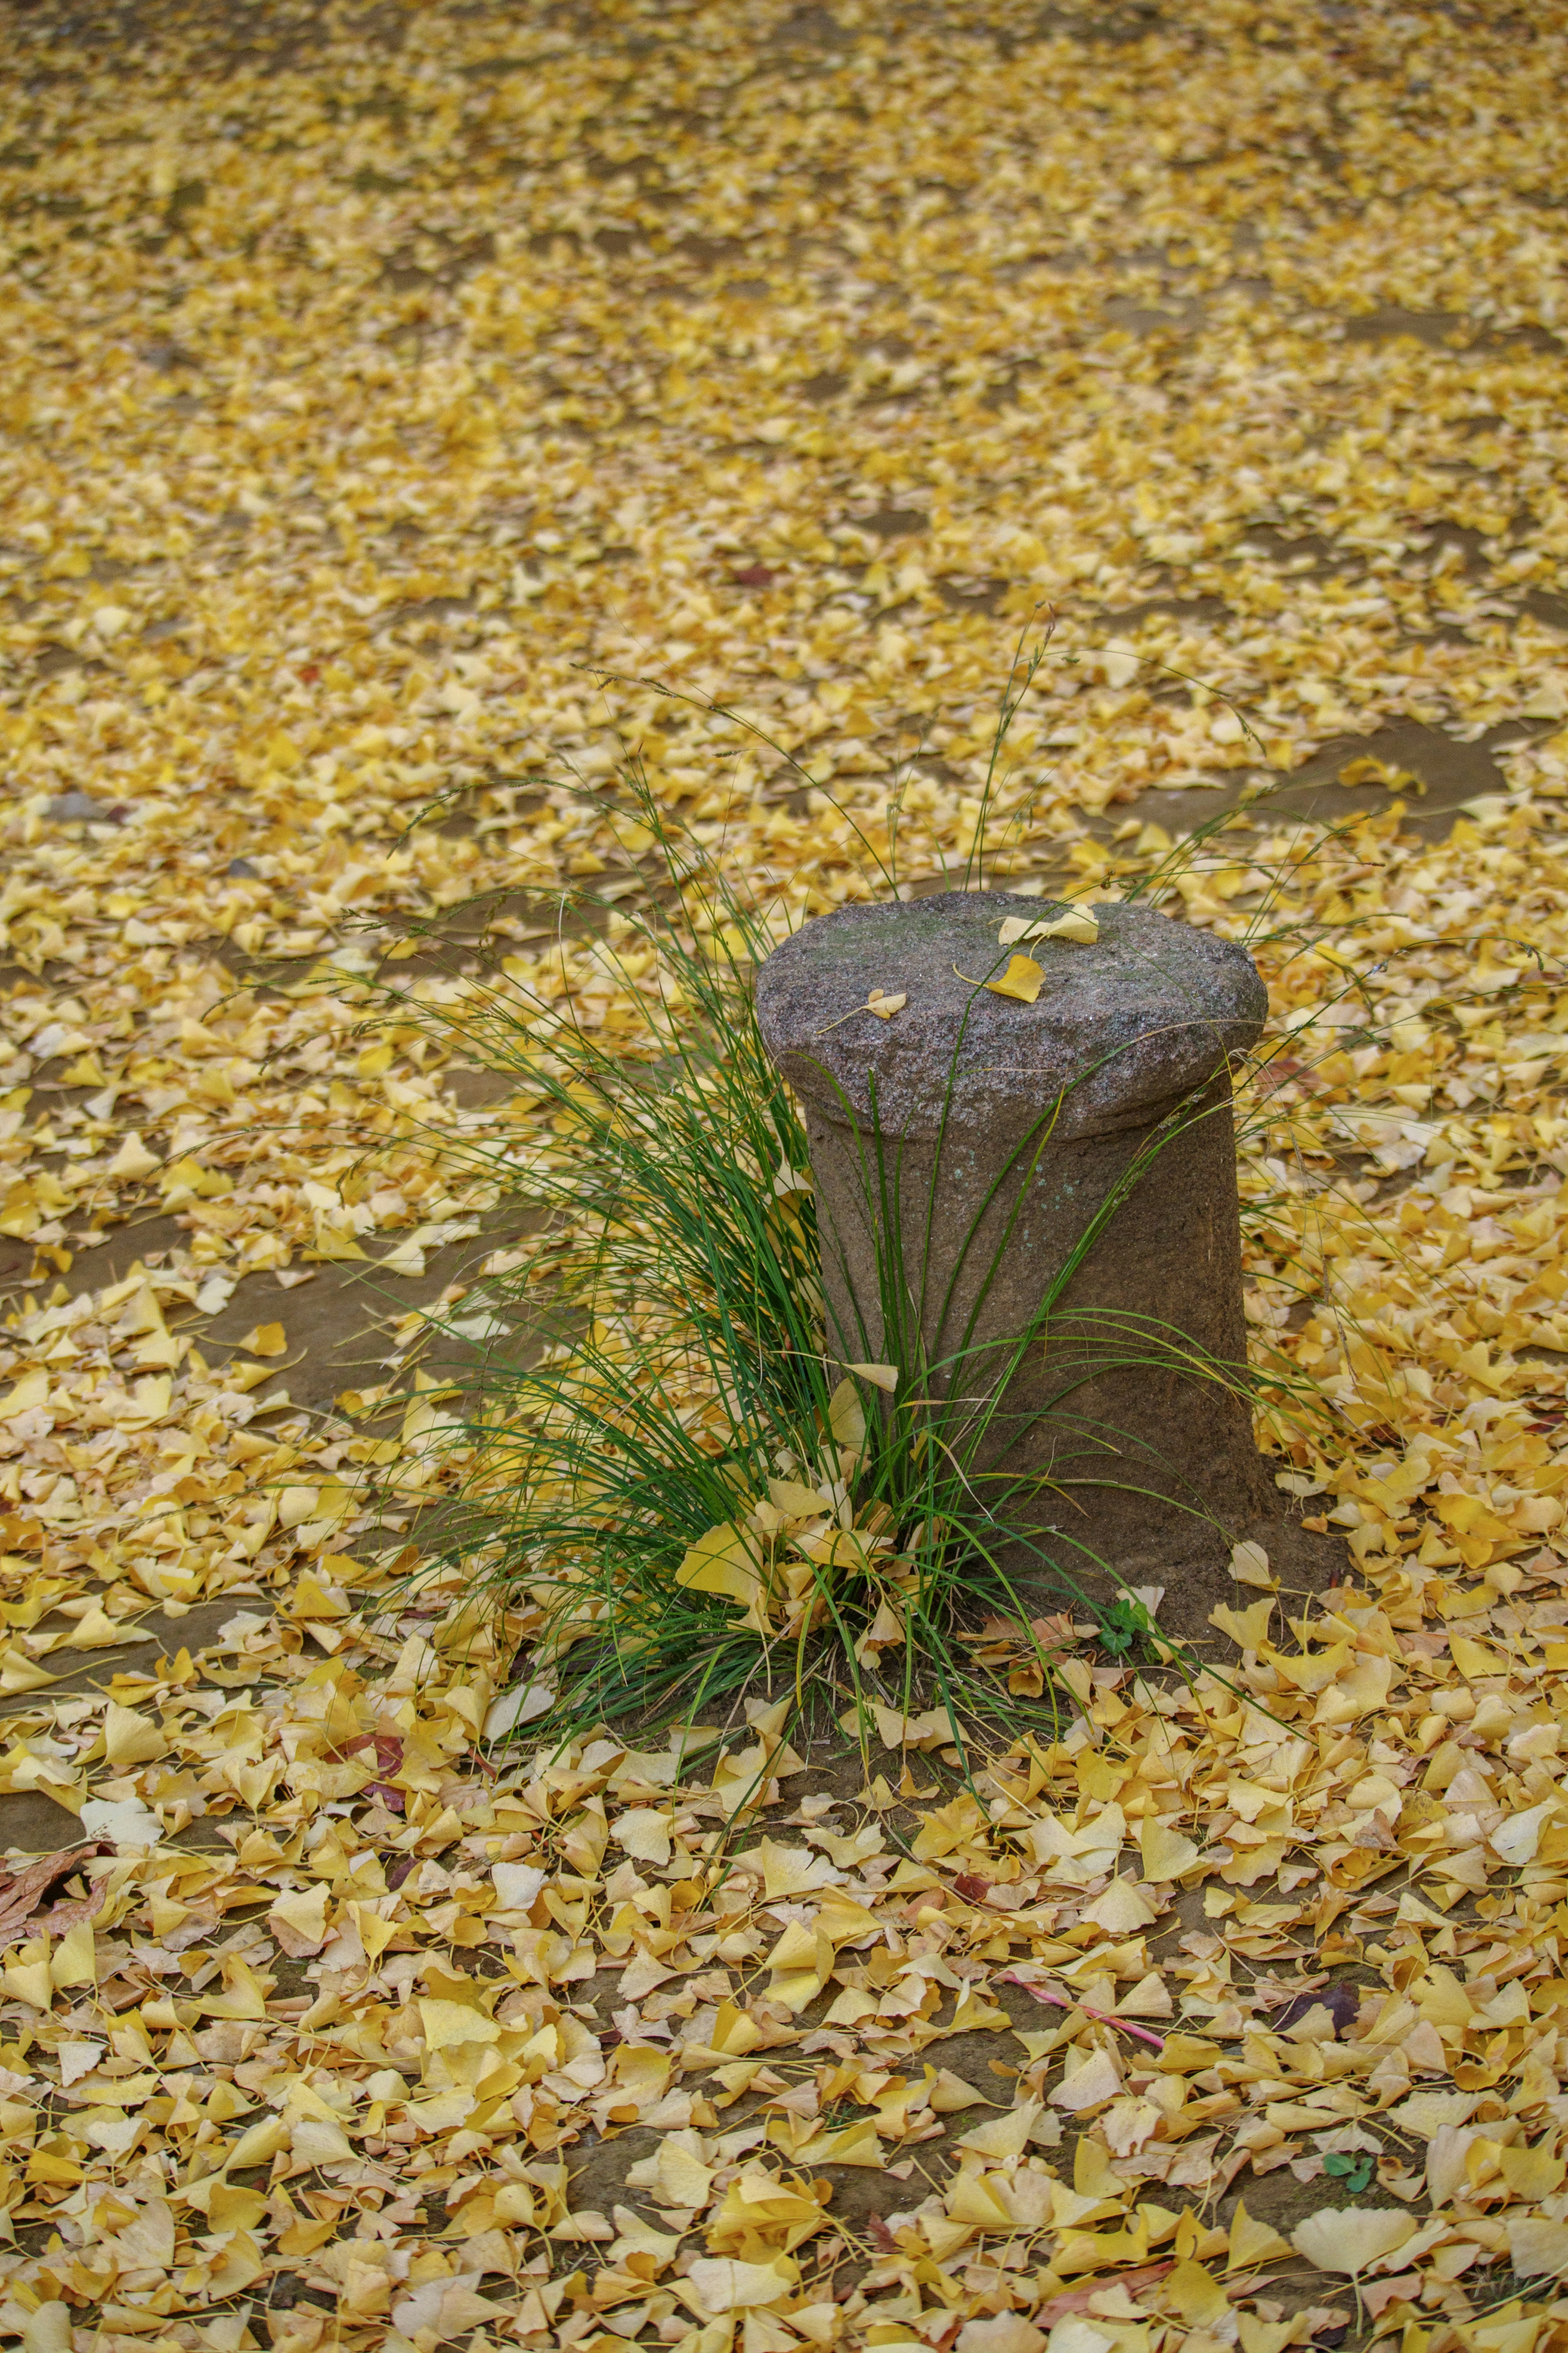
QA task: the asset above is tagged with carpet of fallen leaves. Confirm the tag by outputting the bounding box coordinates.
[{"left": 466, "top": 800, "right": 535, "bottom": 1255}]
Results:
[{"left": 7, "top": 3, "right": 1568, "bottom": 2351}]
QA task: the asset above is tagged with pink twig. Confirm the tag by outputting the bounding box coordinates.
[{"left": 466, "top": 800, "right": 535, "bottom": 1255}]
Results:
[{"left": 1000, "top": 1972, "right": 1167, "bottom": 2052}]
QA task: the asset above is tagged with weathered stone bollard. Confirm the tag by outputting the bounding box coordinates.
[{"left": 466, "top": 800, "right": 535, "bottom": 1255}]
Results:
[{"left": 755, "top": 890, "right": 1332, "bottom": 1638}]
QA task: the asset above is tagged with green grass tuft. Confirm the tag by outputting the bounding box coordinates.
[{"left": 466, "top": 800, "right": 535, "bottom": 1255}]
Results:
[{"left": 386, "top": 743, "right": 1312, "bottom": 1763}]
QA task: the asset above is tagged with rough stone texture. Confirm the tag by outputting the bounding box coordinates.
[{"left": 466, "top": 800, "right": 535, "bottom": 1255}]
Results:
[
  {"left": 755, "top": 891, "right": 1269, "bottom": 1145},
  {"left": 756, "top": 891, "right": 1337, "bottom": 1638}
]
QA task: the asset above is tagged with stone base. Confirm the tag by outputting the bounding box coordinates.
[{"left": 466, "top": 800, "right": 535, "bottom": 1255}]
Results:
[
  {"left": 999, "top": 1497, "right": 1344, "bottom": 1649},
  {"left": 755, "top": 889, "right": 1331, "bottom": 1658}
]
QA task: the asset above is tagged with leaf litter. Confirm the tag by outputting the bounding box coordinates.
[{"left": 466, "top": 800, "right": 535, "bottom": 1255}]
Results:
[{"left": 3, "top": 3, "right": 1568, "bottom": 2351}]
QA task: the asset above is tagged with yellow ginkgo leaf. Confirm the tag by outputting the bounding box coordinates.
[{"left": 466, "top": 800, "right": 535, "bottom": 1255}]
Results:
[
  {"left": 1163, "top": 2259, "right": 1231, "bottom": 2328},
  {"left": 675, "top": 1523, "right": 765, "bottom": 1607},
  {"left": 1141, "top": 1815, "right": 1200, "bottom": 1878},
  {"left": 1032, "top": 906, "right": 1099, "bottom": 944},
  {"left": 827, "top": 1377, "right": 866, "bottom": 1450},
  {"left": 103, "top": 1704, "right": 169, "bottom": 1768},
  {"left": 1227, "top": 2199, "right": 1293, "bottom": 2272},
  {"left": 1209, "top": 1596, "right": 1273, "bottom": 1648},
  {"left": 1509, "top": 2218, "right": 1568, "bottom": 2280},
  {"left": 612, "top": 1808, "right": 673, "bottom": 1867},
  {"left": 845, "top": 1361, "right": 898, "bottom": 1391},
  {"left": 1292, "top": 2206, "right": 1414, "bottom": 2276},
  {"left": 998, "top": 909, "right": 1099, "bottom": 947},
  {"left": 1230, "top": 1538, "right": 1275, "bottom": 1587},
  {"left": 818, "top": 988, "right": 908, "bottom": 1032},
  {"left": 984, "top": 954, "right": 1044, "bottom": 1004},
  {"left": 768, "top": 1475, "right": 833, "bottom": 1519}
]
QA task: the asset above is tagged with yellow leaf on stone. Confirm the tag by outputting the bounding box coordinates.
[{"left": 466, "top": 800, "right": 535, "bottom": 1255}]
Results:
[
  {"left": 758, "top": 1839, "right": 831, "bottom": 1899},
  {"left": 999, "top": 908, "right": 1099, "bottom": 946},
  {"left": 1119, "top": 1972, "right": 1174, "bottom": 2019},
  {"left": 203, "top": 1954, "right": 271, "bottom": 2019},
  {"left": 19, "top": 2306, "right": 71, "bottom": 2353},
  {"left": 949, "top": 1987, "right": 1012, "bottom": 2033},
  {"left": 823, "top": 1985, "right": 878, "bottom": 2027},
  {"left": 111, "top": 1283, "right": 165, "bottom": 1338},
  {"left": 285, "top": 2076, "right": 359, "bottom": 2128},
  {"left": 613, "top": 2046, "right": 672, "bottom": 2102},
  {"left": 1227, "top": 1777, "right": 1281, "bottom": 1823},
  {"left": 765, "top": 1919, "right": 822, "bottom": 1974},
  {"left": 241, "top": 1323, "right": 287, "bottom": 1357},
  {"left": 276, "top": 2218, "right": 339, "bottom": 2260},
  {"left": 984, "top": 953, "right": 1045, "bottom": 1004},
  {"left": 1056, "top": 2220, "right": 1152, "bottom": 2275},
  {"left": 1074, "top": 2139, "right": 1123, "bottom": 2202},
  {"left": 1032, "top": 907, "right": 1100, "bottom": 944},
  {"left": 289, "top": 2114, "right": 355, "bottom": 2167},
  {"left": 309, "top": 1218, "right": 368, "bottom": 1262}
]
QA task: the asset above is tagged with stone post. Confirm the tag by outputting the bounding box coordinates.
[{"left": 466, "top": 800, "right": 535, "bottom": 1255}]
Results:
[{"left": 755, "top": 890, "right": 1332, "bottom": 1639}]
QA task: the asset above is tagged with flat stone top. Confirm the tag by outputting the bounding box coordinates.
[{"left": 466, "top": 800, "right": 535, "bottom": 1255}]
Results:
[{"left": 755, "top": 890, "right": 1267, "bottom": 1142}]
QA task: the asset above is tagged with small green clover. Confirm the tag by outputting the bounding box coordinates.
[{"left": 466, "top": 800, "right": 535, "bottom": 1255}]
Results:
[
  {"left": 1323, "top": 2151, "right": 1376, "bottom": 2195},
  {"left": 1097, "top": 1597, "right": 1154, "bottom": 1658}
]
